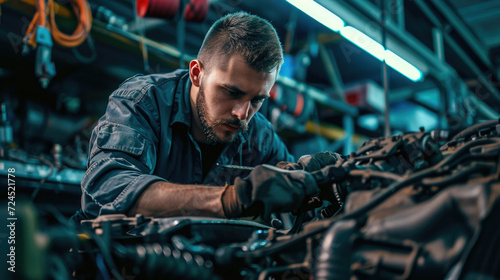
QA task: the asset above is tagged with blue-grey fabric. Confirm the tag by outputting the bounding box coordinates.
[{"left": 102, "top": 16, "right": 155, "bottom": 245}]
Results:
[{"left": 80, "top": 70, "right": 294, "bottom": 218}]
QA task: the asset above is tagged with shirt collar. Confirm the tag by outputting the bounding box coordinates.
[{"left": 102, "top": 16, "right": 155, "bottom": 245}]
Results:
[{"left": 169, "top": 71, "right": 193, "bottom": 127}]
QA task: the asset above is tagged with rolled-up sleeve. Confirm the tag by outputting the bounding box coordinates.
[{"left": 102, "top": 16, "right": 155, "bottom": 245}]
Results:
[{"left": 81, "top": 82, "right": 166, "bottom": 218}]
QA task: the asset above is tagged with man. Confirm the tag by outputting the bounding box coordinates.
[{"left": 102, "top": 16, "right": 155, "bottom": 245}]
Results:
[{"left": 76, "top": 12, "right": 328, "bottom": 223}]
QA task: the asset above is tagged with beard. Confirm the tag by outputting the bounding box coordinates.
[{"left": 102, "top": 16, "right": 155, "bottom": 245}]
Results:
[{"left": 196, "top": 83, "right": 248, "bottom": 145}]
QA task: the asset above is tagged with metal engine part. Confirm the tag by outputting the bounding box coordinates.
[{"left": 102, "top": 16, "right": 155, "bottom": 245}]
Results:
[{"left": 14, "top": 119, "right": 500, "bottom": 280}]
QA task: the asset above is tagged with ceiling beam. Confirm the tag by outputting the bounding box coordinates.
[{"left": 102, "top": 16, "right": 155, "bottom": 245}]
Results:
[{"left": 431, "top": 0, "right": 492, "bottom": 69}]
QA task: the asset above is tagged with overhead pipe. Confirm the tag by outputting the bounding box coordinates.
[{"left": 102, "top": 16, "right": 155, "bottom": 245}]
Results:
[{"left": 380, "top": 0, "right": 390, "bottom": 137}]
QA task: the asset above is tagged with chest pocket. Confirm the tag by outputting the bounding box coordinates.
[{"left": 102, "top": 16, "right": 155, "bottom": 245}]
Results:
[{"left": 96, "top": 122, "right": 156, "bottom": 172}]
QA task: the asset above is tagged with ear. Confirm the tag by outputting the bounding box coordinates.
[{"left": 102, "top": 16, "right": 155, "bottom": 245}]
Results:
[{"left": 189, "top": 59, "right": 203, "bottom": 87}]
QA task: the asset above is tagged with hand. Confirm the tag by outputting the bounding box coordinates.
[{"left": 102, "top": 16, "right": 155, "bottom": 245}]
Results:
[
  {"left": 276, "top": 151, "right": 342, "bottom": 172},
  {"left": 220, "top": 164, "right": 319, "bottom": 222}
]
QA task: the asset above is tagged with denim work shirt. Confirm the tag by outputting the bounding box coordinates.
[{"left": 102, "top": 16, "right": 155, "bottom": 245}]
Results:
[{"left": 81, "top": 70, "right": 294, "bottom": 218}]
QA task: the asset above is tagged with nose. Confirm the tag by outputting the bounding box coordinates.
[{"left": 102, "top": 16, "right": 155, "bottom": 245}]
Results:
[{"left": 232, "top": 100, "right": 251, "bottom": 120}]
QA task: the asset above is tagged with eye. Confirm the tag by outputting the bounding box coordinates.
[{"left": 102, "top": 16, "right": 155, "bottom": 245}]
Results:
[
  {"left": 224, "top": 89, "right": 240, "bottom": 98},
  {"left": 251, "top": 98, "right": 265, "bottom": 105}
]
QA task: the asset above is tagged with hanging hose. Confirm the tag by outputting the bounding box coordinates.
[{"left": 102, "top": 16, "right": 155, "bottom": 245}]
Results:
[
  {"left": 48, "top": 0, "right": 92, "bottom": 47},
  {"left": 23, "top": 0, "right": 93, "bottom": 48},
  {"left": 23, "top": 0, "right": 46, "bottom": 48}
]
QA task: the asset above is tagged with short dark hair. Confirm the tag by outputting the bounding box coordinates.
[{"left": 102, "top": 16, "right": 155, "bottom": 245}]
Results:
[{"left": 198, "top": 12, "right": 283, "bottom": 73}]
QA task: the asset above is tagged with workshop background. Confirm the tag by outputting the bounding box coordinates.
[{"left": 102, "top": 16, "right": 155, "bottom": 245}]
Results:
[{"left": 0, "top": 0, "right": 499, "bottom": 217}]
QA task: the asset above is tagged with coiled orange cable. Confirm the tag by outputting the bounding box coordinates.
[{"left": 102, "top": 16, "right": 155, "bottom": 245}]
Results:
[{"left": 24, "top": 0, "right": 92, "bottom": 48}]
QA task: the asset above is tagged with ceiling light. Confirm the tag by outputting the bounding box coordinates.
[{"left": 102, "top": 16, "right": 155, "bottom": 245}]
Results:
[
  {"left": 285, "top": 0, "right": 344, "bottom": 32},
  {"left": 384, "top": 50, "right": 422, "bottom": 81},
  {"left": 286, "top": 0, "right": 423, "bottom": 82},
  {"left": 340, "top": 26, "right": 385, "bottom": 61}
]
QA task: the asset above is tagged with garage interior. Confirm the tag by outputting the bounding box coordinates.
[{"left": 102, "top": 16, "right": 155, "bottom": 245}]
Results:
[{"left": 1, "top": 0, "right": 500, "bottom": 279}]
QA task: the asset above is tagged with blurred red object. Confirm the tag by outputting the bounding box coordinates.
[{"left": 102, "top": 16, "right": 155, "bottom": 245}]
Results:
[
  {"left": 184, "top": 0, "right": 209, "bottom": 22},
  {"left": 136, "top": 0, "right": 180, "bottom": 19}
]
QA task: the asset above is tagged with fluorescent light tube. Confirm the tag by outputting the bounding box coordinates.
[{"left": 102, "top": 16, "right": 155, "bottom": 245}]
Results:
[
  {"left": 384, "top": 50, "right": 423, "bottom": 81},
  {"left": 286, "top": 0, "right": 344, "bottom": 32},
  {"left": 340, "top": 26, "right": 385, "bottom": 61},
  {"left": 286, "top": 0, "right": 423, "bottom": 82}
]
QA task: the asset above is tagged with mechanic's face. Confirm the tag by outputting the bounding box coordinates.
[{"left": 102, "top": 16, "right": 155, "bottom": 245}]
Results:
[{"left": 190, "top": 54, "right": 277, "bottom": 144}]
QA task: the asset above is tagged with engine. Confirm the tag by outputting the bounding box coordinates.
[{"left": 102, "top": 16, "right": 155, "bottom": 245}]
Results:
[{"left": 7, "top": 119, "right": 500, "bottom": 280}]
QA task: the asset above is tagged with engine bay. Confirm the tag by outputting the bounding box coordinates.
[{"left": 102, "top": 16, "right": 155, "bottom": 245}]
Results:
[{"left": 5, "top": 119, "right": 500, "bottom": 280}]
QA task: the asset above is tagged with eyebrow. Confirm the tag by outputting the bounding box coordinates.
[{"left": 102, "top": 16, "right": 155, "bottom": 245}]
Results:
[{"left": 221, "top": 84, "right": 270, "bottom": 99}]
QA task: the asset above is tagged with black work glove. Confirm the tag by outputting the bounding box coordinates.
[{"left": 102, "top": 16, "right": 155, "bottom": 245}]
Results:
[
  {"left": 276, "top": 151, "right": 342, "bottom": 172},
  {"left": 220, "top": 164, "right": 319, "bottom": 222}
]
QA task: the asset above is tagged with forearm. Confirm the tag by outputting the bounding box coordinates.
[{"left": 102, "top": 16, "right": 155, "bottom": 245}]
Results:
[{"left": 128, "top": 181, "right": 226, "bottom": 218}]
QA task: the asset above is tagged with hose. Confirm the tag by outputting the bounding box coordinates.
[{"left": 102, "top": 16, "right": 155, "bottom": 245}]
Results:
[
  {"left": 313, "top": 140, "right": 500, "bottom": 279},
  {"left": 24, "top": 0, "right": 93, "bottom": 48},
  {"left": 451, "top": 118, "right": 500, "bottom": 141},
  {"left": 313, "top": 220, "right": 357, "bottom": 280},
  {"left": 48, "top": 0, "right": 92, "bottom": 47}
]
